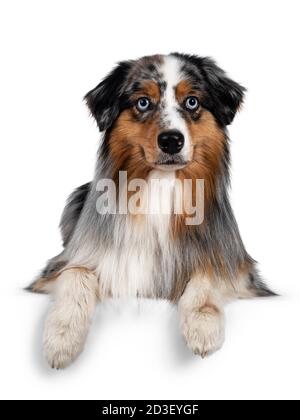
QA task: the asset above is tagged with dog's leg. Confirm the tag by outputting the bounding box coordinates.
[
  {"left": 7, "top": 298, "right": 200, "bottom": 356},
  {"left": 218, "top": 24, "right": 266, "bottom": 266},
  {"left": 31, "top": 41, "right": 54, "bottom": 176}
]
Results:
[
  {"left": 178, "top": 276, "right": 225, "bottom": 358},
  {"left": 43, "top": 268, "right": 98, "bottom": 369}
]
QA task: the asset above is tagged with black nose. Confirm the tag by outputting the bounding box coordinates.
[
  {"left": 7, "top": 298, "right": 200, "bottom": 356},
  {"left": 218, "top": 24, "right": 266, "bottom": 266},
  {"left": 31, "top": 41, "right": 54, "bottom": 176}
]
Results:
[{"left": 157, "top": 130, "right": 185, "bottom": 155}]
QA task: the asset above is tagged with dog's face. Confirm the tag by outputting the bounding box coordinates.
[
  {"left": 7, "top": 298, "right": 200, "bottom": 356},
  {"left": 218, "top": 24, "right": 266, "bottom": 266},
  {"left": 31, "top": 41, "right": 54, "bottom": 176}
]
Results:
[{"left": 85, "top": 53, "right": 245, "bottom": 173}]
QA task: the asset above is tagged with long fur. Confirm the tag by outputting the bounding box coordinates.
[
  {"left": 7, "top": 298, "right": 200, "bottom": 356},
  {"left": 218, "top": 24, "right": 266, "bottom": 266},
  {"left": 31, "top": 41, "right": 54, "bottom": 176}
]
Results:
[{"left": 28, "top": 53, "right": 275, "bottom": 368}]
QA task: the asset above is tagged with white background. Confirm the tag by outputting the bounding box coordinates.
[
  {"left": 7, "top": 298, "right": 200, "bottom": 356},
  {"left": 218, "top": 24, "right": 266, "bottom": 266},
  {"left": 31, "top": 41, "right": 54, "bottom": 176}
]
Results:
[{"left": 0, "top": 0, "right": 299, "bottom": 400}]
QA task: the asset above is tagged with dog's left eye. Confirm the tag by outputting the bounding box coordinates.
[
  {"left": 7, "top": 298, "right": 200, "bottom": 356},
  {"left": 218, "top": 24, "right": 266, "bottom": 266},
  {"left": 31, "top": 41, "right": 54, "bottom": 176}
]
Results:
[
  {"left": 185, "top": 96, "right": 199, "bottom": 111},
  {"left": 136, "top": 97, "right": 151, "bottom": 112}
]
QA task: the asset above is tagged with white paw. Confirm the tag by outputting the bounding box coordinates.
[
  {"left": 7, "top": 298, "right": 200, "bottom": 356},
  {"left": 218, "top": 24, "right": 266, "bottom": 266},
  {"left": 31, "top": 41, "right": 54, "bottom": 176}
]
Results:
[
  {"left": 43, "top": 311, "right": 87, "bottom": 369},
  {"left": 180, "top": 310, "right": 225, "bottom": 358}
]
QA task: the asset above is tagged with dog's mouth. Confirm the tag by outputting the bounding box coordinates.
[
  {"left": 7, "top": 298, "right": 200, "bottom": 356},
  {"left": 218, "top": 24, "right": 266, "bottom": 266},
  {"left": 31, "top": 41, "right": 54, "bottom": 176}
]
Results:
[
  {"left": 140, "top": 148, "right": 190, "bottom": 171},
  {"left": 155, "top": 162, "right": 188, "bottom": 171},
  {"left": 152, "top": 153, "right": 189, "bottom": 171}
]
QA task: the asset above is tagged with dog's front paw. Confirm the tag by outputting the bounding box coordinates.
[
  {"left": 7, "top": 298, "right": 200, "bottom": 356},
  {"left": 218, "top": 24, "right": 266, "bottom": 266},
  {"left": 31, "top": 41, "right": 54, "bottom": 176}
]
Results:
[
  {"left": 180, "top": 309, "right": 225, "bottom": 358},
  {"left": 43, "top": 311, "right": 87, "bottom": 369}
]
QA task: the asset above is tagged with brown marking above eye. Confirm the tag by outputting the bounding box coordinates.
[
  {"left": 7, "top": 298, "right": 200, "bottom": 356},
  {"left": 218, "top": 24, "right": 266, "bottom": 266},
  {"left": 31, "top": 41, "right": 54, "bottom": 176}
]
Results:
[
  {"left": 108, "top": 109, "right": 159, "bottom": 182},
  {"left": 131, "top": 80, "right": 161, "bottom": 104},
  {"left": 175, "top": 80, "right": 202, "bottom": 105}
]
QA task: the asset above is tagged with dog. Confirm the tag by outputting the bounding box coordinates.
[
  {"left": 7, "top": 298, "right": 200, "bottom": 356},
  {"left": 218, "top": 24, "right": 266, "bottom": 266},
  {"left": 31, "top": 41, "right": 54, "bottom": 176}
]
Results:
[{"left": 28, "top": 53, "right": 275, "bottom": 369}]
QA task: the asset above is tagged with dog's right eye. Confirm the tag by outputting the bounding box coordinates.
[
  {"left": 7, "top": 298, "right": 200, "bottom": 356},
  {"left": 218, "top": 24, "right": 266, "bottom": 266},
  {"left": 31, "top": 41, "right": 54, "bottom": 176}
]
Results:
[{"left": 136, "top": 97, "right": 151, "bottom": 112}]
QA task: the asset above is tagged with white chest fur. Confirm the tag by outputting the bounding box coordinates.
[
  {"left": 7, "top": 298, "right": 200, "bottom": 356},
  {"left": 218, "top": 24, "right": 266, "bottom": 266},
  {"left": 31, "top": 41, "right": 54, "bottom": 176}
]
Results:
[{"left": 96, "top": 170, "right": 176, "bottom": 298}]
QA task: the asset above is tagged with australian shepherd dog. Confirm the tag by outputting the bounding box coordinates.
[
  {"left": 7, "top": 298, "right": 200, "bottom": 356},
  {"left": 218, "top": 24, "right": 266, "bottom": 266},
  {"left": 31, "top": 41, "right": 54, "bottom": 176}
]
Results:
[{"left": 28, "top": 53, "right": 275, "bottom": 369}]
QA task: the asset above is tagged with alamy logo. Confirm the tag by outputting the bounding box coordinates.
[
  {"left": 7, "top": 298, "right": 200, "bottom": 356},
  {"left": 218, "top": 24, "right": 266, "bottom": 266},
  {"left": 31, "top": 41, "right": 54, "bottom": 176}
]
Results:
[{"left": 96, "top": 171, "right": 204, "bottom": 226}]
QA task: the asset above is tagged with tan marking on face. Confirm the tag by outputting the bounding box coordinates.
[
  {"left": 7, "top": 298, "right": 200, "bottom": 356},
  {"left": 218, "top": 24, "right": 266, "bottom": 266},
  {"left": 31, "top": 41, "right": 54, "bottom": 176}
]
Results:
[
  {"left": 130, "top": 80, "right": 161, "bottom": 105},
  {"left": 174, "top": 80, "right": 203, "bottom": 160},
  {"left": 141, "top": 80, "right": 160, "bottom": 101},
  {"left": 112, "top": 80, "right": 162, "bottom": 170},
  {"left": 108, "top": 109, "right": 158, "bottom": 181},
  {"left": 173, "top": 110, "right": 226, "bottom": 235},
  {"left": 175, "top": 80, "right": 201, "bottom": 103}
]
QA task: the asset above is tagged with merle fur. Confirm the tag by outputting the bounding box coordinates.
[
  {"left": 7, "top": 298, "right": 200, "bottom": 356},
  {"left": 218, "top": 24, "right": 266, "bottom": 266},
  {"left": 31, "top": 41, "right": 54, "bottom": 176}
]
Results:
[{"left": 28, "top": 53, "right": 274, "bottom": 298}]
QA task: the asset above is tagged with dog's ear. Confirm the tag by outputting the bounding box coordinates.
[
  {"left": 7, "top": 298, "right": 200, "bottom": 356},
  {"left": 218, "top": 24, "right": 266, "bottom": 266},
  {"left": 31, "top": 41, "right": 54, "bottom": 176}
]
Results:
[
  {"left": 174, "top": 54, "right": 246, "bottom": 126},
  {"left": 200, "top": 57, "right": 246, "bottom": 126},
  {"left": 84, "top": 61, "right": 131, "bottom": 131}
]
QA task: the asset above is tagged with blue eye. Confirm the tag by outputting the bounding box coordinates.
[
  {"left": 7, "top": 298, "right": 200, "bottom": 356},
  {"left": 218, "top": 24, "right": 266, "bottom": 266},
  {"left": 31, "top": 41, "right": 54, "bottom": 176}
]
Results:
[
  {"left": 137, "top": 97, "right": 151, "bottom": 112},
  {"left": 185, "top": 96, "right": 199, "bottom": 111}
]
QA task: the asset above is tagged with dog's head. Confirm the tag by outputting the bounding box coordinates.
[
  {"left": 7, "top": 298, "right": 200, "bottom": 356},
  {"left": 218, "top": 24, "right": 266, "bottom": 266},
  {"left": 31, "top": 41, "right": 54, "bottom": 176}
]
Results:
[{"left": 85, "top": 53, "right": 245, "bottom": 173}]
